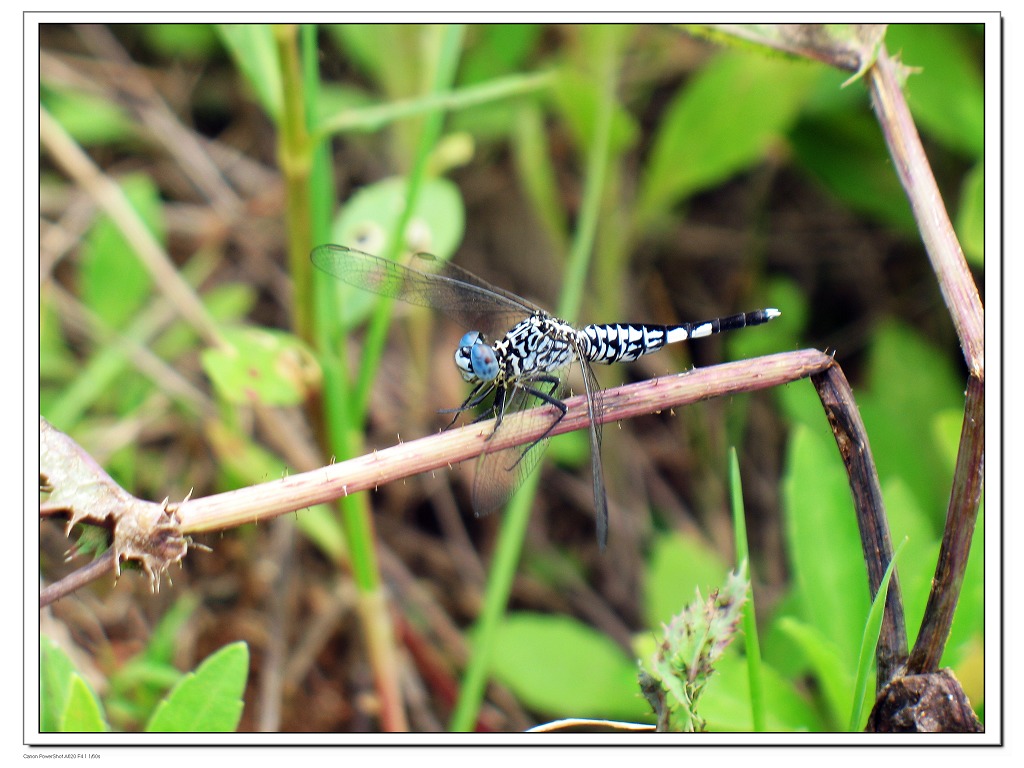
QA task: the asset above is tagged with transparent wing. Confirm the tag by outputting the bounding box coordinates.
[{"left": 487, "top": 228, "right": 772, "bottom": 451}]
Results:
[
  {"left": 311, "top": 244, "right": 540, "bottom": 334},
  {"left": 575, "top": 351, "right": 607, "bottom": 550},
  {"left": 469, "top": 375, "right": 568, "bottom": 517},
  {"left": 471, "top": 355, "right": 607, "bottom": 550}
]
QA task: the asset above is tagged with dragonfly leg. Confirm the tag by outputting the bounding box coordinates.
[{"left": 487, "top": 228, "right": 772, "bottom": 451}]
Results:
[
  {"left": 439, "top": 381, "right": 494, "bottom": 430},
  {"left": 508, "top": 374, "right": 566, "bottom": 470}
]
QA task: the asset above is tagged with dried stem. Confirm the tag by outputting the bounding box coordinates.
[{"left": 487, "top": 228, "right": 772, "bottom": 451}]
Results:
[
  {"left": 177, "top": 350, "right": 827, "bottom": 535},
  {"left": 868, "top": 44, "right": 984, "bottom": 374},
  {"left": 907, "top": 374, "right": 985, "bottom": 673},
  {"left": 812, "top": 365, "right": 907, "bottom": 689},
  {"left": 42, "top": 350, "right": 831, "bottom": 601},
  {"left": 868, "top": 43, "right": 986, "bottom": 678}
]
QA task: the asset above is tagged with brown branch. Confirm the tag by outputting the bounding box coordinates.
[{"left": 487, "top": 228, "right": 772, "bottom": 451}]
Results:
[
  {"left": 865, "top": 42, "right": 985, "bottom": 707},
  {"left": 907, "top": 374, "right": 985, "bottom": 673},
  {"left": 40, "top": 350, "right": 832, "bottom": 603},
  {"left": 177, "top": 350, "right": 829, "bottom": 535},
  {"left": 868, "top": 44, "right": 984, "bottom": 375},
  {"left": 811, "top": 364, "right": 908, "bottom": 690}
]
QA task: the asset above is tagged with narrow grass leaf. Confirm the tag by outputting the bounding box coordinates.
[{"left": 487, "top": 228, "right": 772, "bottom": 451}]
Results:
[
  {"left": 849, "top": 538, "right": 905, "bottom": 731},
  {"left": 729, "top": 449, "right": 765, "bottom": 732},
  {"left": 215, "top": 24, "right": 282, "bottom": 121}
]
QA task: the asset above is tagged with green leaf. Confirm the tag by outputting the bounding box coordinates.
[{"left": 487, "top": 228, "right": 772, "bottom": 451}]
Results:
[
  {"left": 549, "top": 64, "right": 638, "bottom": 159},
  {"left": 42, "top": 87, "right": 135, "bottom": 146},
  {"left": 638, "top": 49, "right": 821, "bottom": 225},
  {"left": 59, "top": 675, "right": 108, "bottom": 733},
  {"left": 142, "top": 23, "right": 221, "bottom": 59},
  {"left": 216, "top": 24, "right": 282, "bottom": 121},
  {"left": 644, "top": 531, "right": 730, "bottom": 629},
  {"left": 79, "top": 174, "right": 164, "bottom": 329},
  {"left": 790, "top": 110, "right": 916, "bottom": 233},
  {"left": 201, "top": 326, "right": 321, "bottom": 406},
  {"left": 782, "top": 424, "right": 869, "bottom": 666},
  {"left": 487, "top": 613, "right": 647, "bottom": 721},
  {"left": 330, "top": 25, "right": 427, "bottom": 99},
  {"left": 145, "top": 596, "right": 201, "bottom": 667},
  {"left": 777, "top": 616, "right": 855, "bottom": 729},
  {"left": 145, "top": 642, "right": 249, "bottom": 732},
  {"left": 450, "top": 24, "right": 544, "bottom": 141},
  {"left": 849, "top": 538, "right": 904, "bottom": 731},
  {"left": 326, "top": 176, "right": 466, "bottom": 328},
  {"left": 877, "top": 478, "right": 939, "bottom": 649},
  {"left": 860, "top": 322, "right": 965, "bottom": 523},
  {"left": 696, "top": 649, "right": 824, "bottom": 731},
  {"left": 294, "top": 502, "right": 349, "bottom": 562},
  {"left": 956, "top": 161, "right": 984, "bottom": 266},
  {"left": 40, "top": 637, "right": 78, "bottom": 733},
  {"left": 885, "top": 24, "right": 983, "bottom": 158}
]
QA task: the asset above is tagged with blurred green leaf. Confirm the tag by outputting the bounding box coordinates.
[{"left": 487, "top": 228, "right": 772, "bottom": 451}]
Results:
[
  {"left": 142, "top": 23, "right": 222, "bottom": 59},
  {"left": 777, "top": 616, "right": 854, "bottom": 729},
  {"left": 42, "top": 87, "right": 135, "bottom": 146},
  {"left": 957, "top": 161, "right": 984, "bottom": 267},
  {"left": 40, "top": 637, "right": 78, "bottom": 733},
  {"left": 782, "top": 424, "right": 869, "bottom": 667},
  {"left": 145, "top": 642, "right": 248, "bottom": 732},
  {"left": 859, "top": 323, "right": 964, "bottom": 523},
  {"left": 294, "top": 502, "right": 349, "bottom": 563},
  {"left": 548, "top": 428, "right": 589, "bottom": 468},
  {"left": 549, "top": 68, "right": 638, "bottom": 160},
  {"left": 696, "top": 649, "right": 824, "bottom": 731},
  {"left": 790, "top": 110, "right": 916, "bottom": 233},
  {"left": 945, "top": 504, "right": 984, "bottom": 674},
  {"left": 60, "top": 675, "right": 108, "bottom": 733},
  {"left": 326, "top": 176, "right": 465, "bottom": 328},
  {"left": 885, "top": 24, "right": 983, "bottom": 158},
  {"left": 105, "top": 596, "right": 199, "bottom": 725},
  {"left": 878, "top": 478, "right": 938, "bottom": 649},
  {"left": 637, "top": 49, "right": 821, "bottom": 226},
  {"left": 450, "top": 24, "right": 544, "bottom": 141},
  {"left": 330, "top": 24, "right": 428, "bottom": 99},
  {"left": 201, "top": 326, "right": 321, "bottom": 406},
  {"left": 644, "top": 531, "right": 730, "bottom": 629},
  {"left": 215, "top": 24, "right": 282, "bottom": 121},
  {"left": 488, "top": 612, "right": 647, "bottom": 721},
  {"left": 79, "top": 174, "right": 163, "bottom": 329}
]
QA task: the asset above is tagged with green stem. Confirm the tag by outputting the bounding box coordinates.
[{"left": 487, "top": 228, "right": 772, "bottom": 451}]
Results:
[
  {"left": 315, "top": 70, "right": 554, "bottom": 138},
  {"left": 449, "top": 29, "right": 621, "bottom": 732},
  {"left": 352, "top": 24, "right": 466, "bottom": 423},
  {"left": 274, "top": 24, "right": 314, "bottom": 344}
]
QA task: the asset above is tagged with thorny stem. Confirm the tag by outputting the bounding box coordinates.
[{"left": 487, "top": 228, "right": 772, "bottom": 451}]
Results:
[{"left": 42, "top": 350, "right": 830, "bottom": 601}]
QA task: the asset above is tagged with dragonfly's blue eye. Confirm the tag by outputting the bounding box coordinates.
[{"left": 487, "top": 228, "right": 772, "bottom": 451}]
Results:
[
  {"left": 454, "top": 331, "right": 496, "bottom": 382},
  {"left": 469, "top": 340, "right": 499, "bottom": 382}
]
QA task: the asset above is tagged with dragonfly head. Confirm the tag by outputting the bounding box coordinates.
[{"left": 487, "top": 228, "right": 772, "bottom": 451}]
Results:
[{"left": 456, "top": 331, "right": 499, "bottom": 383}]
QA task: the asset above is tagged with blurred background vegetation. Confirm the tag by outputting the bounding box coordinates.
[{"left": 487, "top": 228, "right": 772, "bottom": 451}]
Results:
[{"left": 39, "top": 23, "right": 984, "bottom": 733}]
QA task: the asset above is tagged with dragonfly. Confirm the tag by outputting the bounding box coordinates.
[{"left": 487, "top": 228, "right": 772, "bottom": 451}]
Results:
[{"left": 311, "top": 244, "right": 780, "bottom": 550}]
